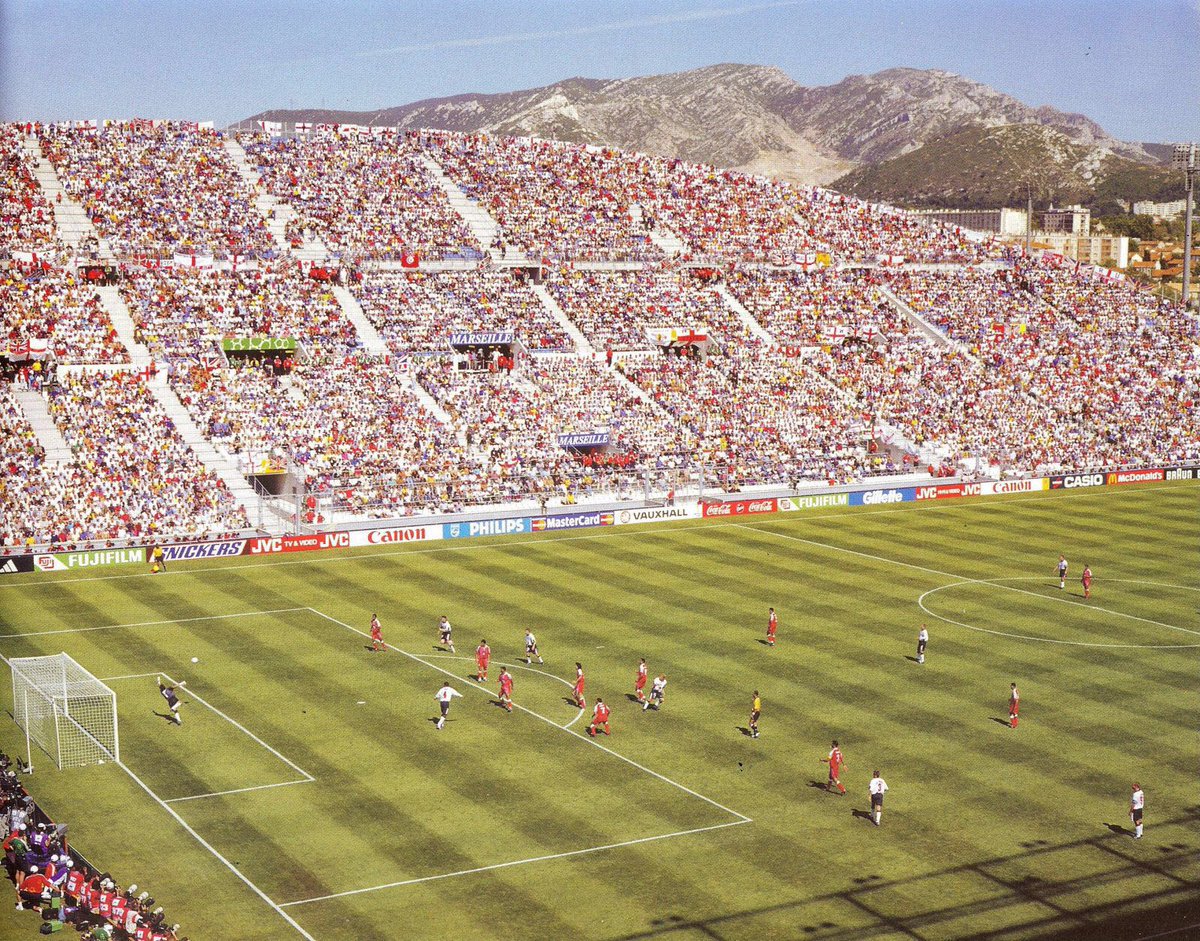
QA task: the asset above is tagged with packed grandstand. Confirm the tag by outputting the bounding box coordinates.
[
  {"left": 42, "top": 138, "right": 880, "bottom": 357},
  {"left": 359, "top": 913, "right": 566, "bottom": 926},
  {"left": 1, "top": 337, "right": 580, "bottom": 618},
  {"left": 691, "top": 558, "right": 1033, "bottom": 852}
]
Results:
[{"left": 2, "top": 119, "right": 1198, "bottom": 552}]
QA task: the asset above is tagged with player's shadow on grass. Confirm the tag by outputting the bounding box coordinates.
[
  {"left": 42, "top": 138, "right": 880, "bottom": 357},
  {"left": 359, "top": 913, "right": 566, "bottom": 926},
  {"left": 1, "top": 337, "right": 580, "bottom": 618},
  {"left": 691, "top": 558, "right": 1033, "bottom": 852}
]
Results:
[
  {"left": 1105, "top": 822, "right": 1134, "bottom": 837},
  {"left": 756, "top": 639, "right": 773, "bottom": 647},
  {"left": 736, "top": 726, "right": 754, "bottom": 737},
  {"left": 850, "top": 809, "right": 874, "bottom": 825},
  {"left": 563, "top": 696, "right": 581, "bottom": 707},
  {"left": 904, "top": 656, "right": 921, "bottom": 663},
  {"left": 626, "top": 693, "right": 642, "bottom": 703},
  {"left": 807, "top": 780, "right": 830, "bottom": 791},
  {"left": 152, "top": 710, "right": 177, "bottom": 725},
  {"left": 990, "top": 717, "right": 1013, "bottom": 727}
]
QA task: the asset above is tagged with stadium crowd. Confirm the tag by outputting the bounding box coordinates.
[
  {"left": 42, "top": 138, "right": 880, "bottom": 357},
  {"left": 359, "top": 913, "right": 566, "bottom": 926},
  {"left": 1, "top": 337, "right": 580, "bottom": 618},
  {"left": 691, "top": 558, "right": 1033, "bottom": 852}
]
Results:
[
  {"left": 2, "top": 750, "right": 188, "bottom": 939},
  {"left": 37, "top": 121, "right": 274, "bottom": 260},
  {"left": 546, "top": 268, "right": 748, "bottom": 351},
  {"left": 0, "top": 124, "right": 57, "bottom": 256},
  {"left": 0, "top": 372, "right": 248, "bottom": 549},
  {"left": 172, "top": 358, "right": 477, "bottom": 514},
  {"left": 121, "top": 267, "right": 361, "bottom": 359},
  {"left": 624, "top": 347, "right": 878, "bottom": 486},
  {"left": 424, "top": 131, "right": 663, "bottom": 261},
  {"left": 2, "top": 118, "right": 1199, "bottom": 543},
  {"left": 353, "top": 268, "right": 571, "bottom": 352},
  {"left": 238, "top": 130, "right": 480, "bottom": 261},
  {"left": 3, "top": 267, "right": 130, "bottom": 364}
]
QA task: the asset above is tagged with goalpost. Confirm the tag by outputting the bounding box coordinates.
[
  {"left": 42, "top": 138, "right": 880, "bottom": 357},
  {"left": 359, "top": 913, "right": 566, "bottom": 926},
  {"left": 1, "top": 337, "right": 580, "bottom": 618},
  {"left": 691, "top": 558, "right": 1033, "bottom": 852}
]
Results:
[{"left": 10, "top": 654, "right": 119, "bottom": 771}]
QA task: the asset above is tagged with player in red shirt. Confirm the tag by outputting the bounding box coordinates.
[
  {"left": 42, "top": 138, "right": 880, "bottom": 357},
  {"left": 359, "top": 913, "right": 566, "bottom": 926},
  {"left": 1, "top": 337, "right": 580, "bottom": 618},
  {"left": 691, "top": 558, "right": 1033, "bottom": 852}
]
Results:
[
  {"left": 475, "top": 639, "right": 491, "bottom": 681},
  {"left": 498, "top": 667, "right": 514, "bottom": 712},
  {"left": 1009, "top": 682, "right": 1020, "bottom": 728},
  {"left": 369, "top": 613, "right": 385, "bottom": 652},
  {"left": 573, "top": 662, "right": 586, "bottom": 708},
  {"left": 1081, "top": 564, "right": 1092, "bottom": 599},
  {"left": 822, "top": 740, "right": 847, "bottom": 794},
  {"left": 588, "top": 698, "right": 611, "bottom": 736},
  {"left": 767, "top": 607, "right": 778, "bottom": 647},
  {"left": 634, "top": 657, "right": 648, "bottom": 702}
]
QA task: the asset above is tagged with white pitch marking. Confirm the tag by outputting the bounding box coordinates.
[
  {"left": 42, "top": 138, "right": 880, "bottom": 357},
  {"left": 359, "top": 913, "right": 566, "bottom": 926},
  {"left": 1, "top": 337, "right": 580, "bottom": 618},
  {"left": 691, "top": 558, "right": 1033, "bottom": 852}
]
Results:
[
  {"left": 98, "top": 672, "right": 161, "bottom": 682},
  {"left": 1, "top": 607, "right": 310, "bottom": 639},
  {"left": 418, "top": 653, "right": 585, "bottom": 726},
  {"left": 917, "top": 578, "right": 1200, "bottom": 649},
  {"left": 115, "top": 757, "right": 318, "bottom": 941},
  {"left": 0, "top": 649, "right": 314, "bottom": 941},
  {"left": 1140, "top": 920, "right": 1200, "bottom": 940},
  {"left": 280, "top": 818, "right": 750, "bottom": 908},
  {"left": 306, "top": 608, "right": 750, "bottom": 824},
  {"left": 2, "top": 481, "right": 1191, "bottom": 589},
  {"left": 165, "top": 778, "right": 313, "bottom": 804},
  {"left": 735, "top": 525, "right": 1200, "bottom": 643},
  {"left": 158, "top": 671, "right": 315, "bottom": 783}
]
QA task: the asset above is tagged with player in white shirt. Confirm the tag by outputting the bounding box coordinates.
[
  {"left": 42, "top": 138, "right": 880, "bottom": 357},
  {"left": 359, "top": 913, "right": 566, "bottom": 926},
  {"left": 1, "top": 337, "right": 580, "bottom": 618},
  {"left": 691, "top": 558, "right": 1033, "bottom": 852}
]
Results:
[
  {"left": 438, "top": 616, "right": 454, "bottom": 652},
  {"left": 1130, "top": 783, "right": 1144, "bottom": 839},
  {"left": 523, "top": 630, "right": 542, "bottom": 664},
  {"left": 868, "top": 772, "right": 888, "bottom": 826},
  {"left": 1057, "top": 555, "right": 1068, "bottom": 590},
  {"left": 643, "top": 674, "right": 667, "bottom": 711},
  {"left": 434, "top": 682, "right": 463, "bottom": 730},
  {"left": 916, "top": 625, "right": 928, "bottom": 664}
]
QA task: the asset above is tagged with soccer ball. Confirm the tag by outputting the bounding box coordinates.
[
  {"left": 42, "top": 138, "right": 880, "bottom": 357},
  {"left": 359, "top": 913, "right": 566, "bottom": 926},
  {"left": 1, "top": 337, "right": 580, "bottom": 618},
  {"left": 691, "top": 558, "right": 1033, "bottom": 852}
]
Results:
[{"left": 191, "top": 657, "right": 199, "bottom": 663}]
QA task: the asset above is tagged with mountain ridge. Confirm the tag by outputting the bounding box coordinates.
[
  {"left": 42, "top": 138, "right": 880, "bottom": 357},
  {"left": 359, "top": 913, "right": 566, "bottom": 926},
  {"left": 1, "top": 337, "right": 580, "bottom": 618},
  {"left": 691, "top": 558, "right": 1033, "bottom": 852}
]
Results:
[{"left": 241, "top": 64, "right": 1171, "bottom": 209}]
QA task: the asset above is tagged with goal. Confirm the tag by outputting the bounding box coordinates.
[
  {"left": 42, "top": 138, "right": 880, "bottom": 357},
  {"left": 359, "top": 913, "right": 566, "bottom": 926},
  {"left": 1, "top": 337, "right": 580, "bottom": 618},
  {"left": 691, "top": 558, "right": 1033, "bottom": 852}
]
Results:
[{"left": 10, "top": 654, "right": 119, "bottom": 770}]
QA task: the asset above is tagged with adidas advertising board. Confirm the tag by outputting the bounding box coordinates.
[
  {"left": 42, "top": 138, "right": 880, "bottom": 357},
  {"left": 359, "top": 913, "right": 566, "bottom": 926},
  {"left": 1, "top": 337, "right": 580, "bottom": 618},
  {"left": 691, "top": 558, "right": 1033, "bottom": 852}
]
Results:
[{"left": 0, "top": 556, "right": 34, "bottom": 575}]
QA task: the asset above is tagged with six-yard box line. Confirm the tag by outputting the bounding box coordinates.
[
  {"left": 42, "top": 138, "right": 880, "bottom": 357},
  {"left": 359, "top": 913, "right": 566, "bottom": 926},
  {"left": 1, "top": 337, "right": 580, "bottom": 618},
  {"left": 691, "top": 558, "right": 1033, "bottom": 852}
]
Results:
[{"left": 0, "top": 606, "right": 752, "bottom": 938}]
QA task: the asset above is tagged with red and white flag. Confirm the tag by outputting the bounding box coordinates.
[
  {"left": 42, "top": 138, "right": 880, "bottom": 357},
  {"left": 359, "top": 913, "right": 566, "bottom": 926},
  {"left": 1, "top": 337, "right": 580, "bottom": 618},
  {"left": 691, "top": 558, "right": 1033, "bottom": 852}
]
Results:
[
  {"left": 173, "top": 253, "right": 214, "bottom": 269},
  {"left": 400, "top": 251, "right": 420, "bottom": 269}
]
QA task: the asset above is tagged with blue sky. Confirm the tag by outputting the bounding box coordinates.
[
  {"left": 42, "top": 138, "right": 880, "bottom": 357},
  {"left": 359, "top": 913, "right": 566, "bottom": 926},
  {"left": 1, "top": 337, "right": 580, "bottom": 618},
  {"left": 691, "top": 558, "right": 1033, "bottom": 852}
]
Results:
[{"left": 2, "top": 0, "right": 1197, "bottom": 142}]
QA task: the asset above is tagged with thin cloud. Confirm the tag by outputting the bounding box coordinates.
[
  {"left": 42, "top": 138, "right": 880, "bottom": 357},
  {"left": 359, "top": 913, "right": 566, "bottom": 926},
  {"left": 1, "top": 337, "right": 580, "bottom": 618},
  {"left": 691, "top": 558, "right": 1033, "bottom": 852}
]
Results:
[{"left": 357, "top": 1, "right": 802, "bottom": 57}]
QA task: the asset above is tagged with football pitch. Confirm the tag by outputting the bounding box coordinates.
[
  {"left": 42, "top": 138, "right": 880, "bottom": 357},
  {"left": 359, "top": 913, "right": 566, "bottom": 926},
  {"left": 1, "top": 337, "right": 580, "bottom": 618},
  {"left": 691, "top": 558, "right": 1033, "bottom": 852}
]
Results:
[{"left": 1, "top": 481, "right": 1198, "bottom": 941}]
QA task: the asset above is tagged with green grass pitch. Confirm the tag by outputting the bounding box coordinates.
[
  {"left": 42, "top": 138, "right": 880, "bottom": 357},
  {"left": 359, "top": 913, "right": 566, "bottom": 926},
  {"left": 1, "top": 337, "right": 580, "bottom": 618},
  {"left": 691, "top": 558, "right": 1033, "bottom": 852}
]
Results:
[{"left": 1, "top": 481, "right": 1198, "bottom": 941}]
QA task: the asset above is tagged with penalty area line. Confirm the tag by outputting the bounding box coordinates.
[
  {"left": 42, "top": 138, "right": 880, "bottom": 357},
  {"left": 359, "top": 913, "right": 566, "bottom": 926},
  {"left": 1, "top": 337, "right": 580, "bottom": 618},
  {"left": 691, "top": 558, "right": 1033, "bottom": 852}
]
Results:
[
  {"left": 159, "top": 671, "right": 315, "bottom": 783},
  {"left": 165, "top": 778, "right": 313, "bottom": 804},
  {"left": 279, "top": 818, "right": 751, "bottom": 908}
]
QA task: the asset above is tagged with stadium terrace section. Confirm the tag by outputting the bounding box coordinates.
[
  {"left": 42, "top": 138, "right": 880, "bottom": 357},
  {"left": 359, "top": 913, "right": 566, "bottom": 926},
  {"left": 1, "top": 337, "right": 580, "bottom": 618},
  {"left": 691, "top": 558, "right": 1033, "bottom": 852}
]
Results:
[
  {"left": 38, "top": 121, "right": 275, "bottom": 260},
  {"left": 546, "top": 268, "right": 750, "bottom": 351},
  {"left": 237, "top": 130, "right": 480, "bottom": 262},
  {"left": 354, "top": 269, "right": 571, "bottom": 352},
  {"left": 2, "top": 119, "right": 1199, "bottom": 550}
]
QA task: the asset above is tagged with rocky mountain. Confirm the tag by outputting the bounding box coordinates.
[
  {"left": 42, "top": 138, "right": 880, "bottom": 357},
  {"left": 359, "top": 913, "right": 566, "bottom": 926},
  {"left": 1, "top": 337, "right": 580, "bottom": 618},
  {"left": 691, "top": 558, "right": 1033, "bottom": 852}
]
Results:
[
  {"left": 242, "top": 64, "right": 1172, "bottom": 209},
  {"left": 835, "top": 124, "right": 1179, "bottom": 211}
]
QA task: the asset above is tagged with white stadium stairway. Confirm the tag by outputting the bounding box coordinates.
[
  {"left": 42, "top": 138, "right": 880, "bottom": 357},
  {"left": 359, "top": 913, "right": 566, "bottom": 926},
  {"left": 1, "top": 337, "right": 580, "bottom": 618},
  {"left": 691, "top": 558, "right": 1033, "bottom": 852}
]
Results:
[
  {"left": 417, "top": 153, "right": 503, "bottom": 260},
  {"left": 221, "top": 136, "right": 328, "bottom": 261},
  {"left": 714, "top": 283, "right": 776, "bottom": 343},
  {"left": 21, "top": 133, "right": 116, "bottom": 261},
  {"left": 630, "top": 202, "right": 686, "bottom": 258},
  {"left": 530, "top": 283, "right": 593, "bottom": 353},
  {"left": 96, "top": 286, "right": 152, "bottom": 365},
  {"left": 148, "top": 380, "right": 265, "bottom": 522},
  {"left": 330, "top": 286, "right": 389, "bottom": 355},
  {"left": 12, "top": 389, "right": 73, "bottom": 466},
  {"left": 876, "top": 283, "right": 959, "bottom": 350}
]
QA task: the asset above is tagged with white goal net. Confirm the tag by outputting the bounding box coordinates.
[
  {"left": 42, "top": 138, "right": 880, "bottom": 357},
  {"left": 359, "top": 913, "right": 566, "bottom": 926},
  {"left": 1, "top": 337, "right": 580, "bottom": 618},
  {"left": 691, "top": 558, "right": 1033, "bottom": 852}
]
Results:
[{"left": 11, "top": 654, "right": 119, "bottom": 770}]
